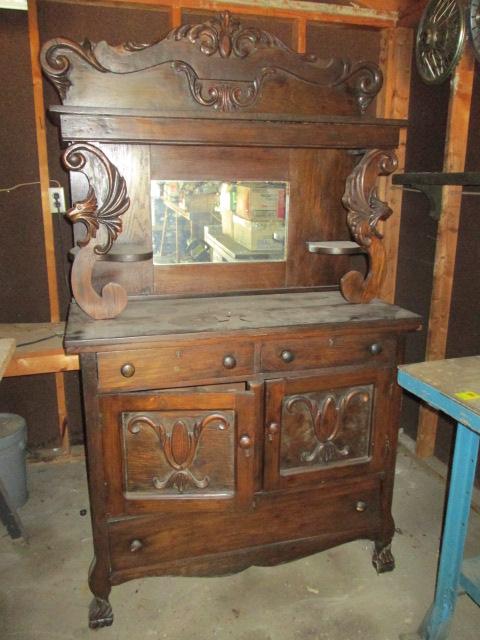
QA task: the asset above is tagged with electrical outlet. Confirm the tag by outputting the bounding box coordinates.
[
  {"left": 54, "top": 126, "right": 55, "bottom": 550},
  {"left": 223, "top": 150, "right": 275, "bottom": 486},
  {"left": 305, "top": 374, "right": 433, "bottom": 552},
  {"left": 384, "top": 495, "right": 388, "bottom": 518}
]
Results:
[{"left": 48, "top": 187, "right": 66, "bottom": 214}]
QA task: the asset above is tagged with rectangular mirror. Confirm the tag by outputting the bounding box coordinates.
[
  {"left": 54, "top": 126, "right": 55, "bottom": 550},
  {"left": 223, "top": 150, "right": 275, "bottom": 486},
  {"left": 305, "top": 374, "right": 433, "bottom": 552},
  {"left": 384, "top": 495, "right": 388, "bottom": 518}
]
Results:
[{"left": 151, "top": 180, "right": 289, "bottom": 265}]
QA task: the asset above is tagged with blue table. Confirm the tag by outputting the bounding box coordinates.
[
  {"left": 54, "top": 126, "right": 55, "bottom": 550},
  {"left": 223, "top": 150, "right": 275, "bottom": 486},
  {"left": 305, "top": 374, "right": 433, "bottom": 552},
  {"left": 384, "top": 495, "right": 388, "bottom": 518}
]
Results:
[{"left": 398, "top": 356, "right": 480, "bottom": 640}]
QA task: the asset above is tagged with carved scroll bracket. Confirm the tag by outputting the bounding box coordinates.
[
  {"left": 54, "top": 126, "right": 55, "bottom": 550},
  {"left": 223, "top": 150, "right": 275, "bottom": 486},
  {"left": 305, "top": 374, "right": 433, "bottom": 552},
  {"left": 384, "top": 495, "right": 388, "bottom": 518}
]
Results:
[
  {"left": 62, "top": 143, "right": 130, "bottom": 320},
  {"left": 341, "top": 149, "right": 398, "bottom": 304}
]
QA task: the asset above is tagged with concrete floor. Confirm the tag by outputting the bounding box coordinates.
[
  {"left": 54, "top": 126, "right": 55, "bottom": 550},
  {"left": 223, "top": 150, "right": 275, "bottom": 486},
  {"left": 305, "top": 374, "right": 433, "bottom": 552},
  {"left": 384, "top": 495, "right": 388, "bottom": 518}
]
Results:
[{"left": 1, "top": 444, "right": 479, "bottom": 640}]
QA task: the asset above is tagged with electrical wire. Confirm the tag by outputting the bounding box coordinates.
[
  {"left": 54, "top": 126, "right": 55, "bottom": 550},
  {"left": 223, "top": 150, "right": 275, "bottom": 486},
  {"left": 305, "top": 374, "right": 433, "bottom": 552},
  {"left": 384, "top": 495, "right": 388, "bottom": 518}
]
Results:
[
  {"left": 0, "top": 179, "right": 61, "bottom": 193},
  {"left": 16, "top": 333, "right": 64, "bottom": 348}
]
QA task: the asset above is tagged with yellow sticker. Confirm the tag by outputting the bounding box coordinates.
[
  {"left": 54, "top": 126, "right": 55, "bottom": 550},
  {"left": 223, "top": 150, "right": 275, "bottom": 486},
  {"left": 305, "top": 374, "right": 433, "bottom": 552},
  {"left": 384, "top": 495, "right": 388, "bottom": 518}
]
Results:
[{"left": 455, "top": 391, "right": 480, "bottom": 401}]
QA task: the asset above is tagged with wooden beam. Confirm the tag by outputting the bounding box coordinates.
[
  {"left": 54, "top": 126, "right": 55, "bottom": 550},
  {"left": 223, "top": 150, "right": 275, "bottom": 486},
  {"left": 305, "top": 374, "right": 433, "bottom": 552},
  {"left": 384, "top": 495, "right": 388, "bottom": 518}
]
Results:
[
  {"left": 40, "top": 0, "right": 398, "bottom": 28},
  {"left": 397, "top": 0, "right": 428, "bottom": 27},
  {"left": 416, "top": 47, "right": 476, "bottom": 459},
  {"left": 171, "top": 1, "right": 182, "bottom": 26},
  {"left": 27, "top": 0, "right": 60, "bottom": 322},
  {"left": 295, "top": 16, "right": 307, "bottom": 54},
  {"left": 376, "top": 27, "right": 414, "bottom": 303},
  {"left": 27, "top": 0, "right": 73, "bottom": 454}
]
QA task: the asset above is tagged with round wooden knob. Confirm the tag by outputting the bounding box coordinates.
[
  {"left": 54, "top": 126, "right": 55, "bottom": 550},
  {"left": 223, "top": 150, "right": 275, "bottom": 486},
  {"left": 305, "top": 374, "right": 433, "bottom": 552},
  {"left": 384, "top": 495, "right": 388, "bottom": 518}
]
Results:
[
  {"left": 281, "top": 350, "right": 295, "bottom": 363},
  {"left": 223, "top": 355, "right": 237, "bottom": 369},
  {"left": 130, "top": 539, "right": 143, "bottom": 552},
  {"left": 267, "top": 422, "right": 280, "bottom": 442},
  {"left": 368, "top": 343, "right": 383, "bottom": 356},
  {"left": 355, "top": 501, "right": 367, "bottom": 513},
  {"left": 120, "top": 363, "right": 135, "bottom": 378},
  {"left": 239, "top": 434, "right": 252, "bottom": 449},
  {"left": 267, "top": 422, "right": 279, "bottom": 437}
]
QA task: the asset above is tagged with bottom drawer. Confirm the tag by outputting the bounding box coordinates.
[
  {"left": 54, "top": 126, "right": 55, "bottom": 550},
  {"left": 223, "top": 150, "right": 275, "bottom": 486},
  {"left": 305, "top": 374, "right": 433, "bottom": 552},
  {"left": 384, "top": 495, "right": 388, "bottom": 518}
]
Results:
[{"left": 108, "top": 476, "right": 383, "bottom": 573}]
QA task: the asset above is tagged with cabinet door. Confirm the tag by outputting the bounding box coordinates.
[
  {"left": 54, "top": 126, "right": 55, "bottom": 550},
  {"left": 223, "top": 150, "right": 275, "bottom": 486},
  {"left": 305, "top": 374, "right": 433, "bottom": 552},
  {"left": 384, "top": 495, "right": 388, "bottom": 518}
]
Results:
[
  {"left": 264, "top": 368, "right": 394, "bottom": 490},
  {"left": 100, "top": 386, "right": 259, "bottom": 516}
]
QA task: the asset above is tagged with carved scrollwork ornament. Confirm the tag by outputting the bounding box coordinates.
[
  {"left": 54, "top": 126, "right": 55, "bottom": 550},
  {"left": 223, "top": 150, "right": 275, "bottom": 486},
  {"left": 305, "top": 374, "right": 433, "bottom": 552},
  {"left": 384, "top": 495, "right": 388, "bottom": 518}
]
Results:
[
  {"left": 341, "top": 149, "right": 398, "bottom": 304},
  {"left": 416, "top": 0, "right": 466, "bottom": 84},
  {"left": 169, "top": 10, "right": 291, "bottom": 59},
  {"left": 62, "top": 143, "right": 130, "bottom": 320},
  {"left": 333, "top": 61, "right": 383, "bottom": 114},
  {"left": 286, "top": 389, "right": 369, "bottom": 465},
  {"left": 40, "top": 38, "right": 107, "bottom": 99},
  {"left": 41, "top": 10, "right": 383, "bottom": 114},
  {"left": 172, "top": 61, "right": 275, "bottom": 111},
  {"left": 128, "top": 413, "right": 229, "bottom": 494}
]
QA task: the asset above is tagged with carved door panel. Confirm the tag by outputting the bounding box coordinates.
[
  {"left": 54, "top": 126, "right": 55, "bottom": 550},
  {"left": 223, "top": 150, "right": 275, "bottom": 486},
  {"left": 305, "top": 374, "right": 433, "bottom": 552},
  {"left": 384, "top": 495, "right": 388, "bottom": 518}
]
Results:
[
  {"left": 264, "top": 368, "right": 393, "bottom": 490},
  {"left": 100, "top": 386, "right": 259, "bottom": 516}
]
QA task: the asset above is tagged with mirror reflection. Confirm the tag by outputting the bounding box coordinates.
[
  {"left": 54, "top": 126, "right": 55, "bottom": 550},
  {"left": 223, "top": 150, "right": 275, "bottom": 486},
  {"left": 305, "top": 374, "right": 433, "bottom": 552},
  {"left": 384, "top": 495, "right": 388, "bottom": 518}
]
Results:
[{"left": 151, "top": 180, "right": 289, "bottom": 264}]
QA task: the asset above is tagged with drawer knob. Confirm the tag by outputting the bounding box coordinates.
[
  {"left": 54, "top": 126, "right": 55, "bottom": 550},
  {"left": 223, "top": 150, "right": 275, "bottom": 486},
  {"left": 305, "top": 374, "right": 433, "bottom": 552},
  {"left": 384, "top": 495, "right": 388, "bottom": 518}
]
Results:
[
  {"left": 130, "top": 539, "right": 143, "bottom": 552},
  {"left": 267, "top": 422, "right": 279, "bottom": 442},
  {"left": 239, "top": 434, "right": 253, "bottom": 457},
  {"left": 120, "top": 363, "right": 135, "bottom": 378},
  {"left": 281, "top": 350, "right": 295, "bottom": 363},
  {"left": 355, "top": 501, "right": 367, "bottom": 513},
  {"left": 368, "top": 343, "right": 382, "bottom": 356},
  {"left": 223, "top": 355, "right": 237, "bottom": 370}
]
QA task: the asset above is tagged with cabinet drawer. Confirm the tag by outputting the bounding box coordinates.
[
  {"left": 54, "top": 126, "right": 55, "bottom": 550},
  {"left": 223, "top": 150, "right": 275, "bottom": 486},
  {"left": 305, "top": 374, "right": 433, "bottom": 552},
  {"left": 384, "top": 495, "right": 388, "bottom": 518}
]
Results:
[
  {"left": 97, "top": 342, "right": 254, "bottom": 392},
  {"left": 260, "top": 333, "right": 395, "bottom": 372},
  {"left": 108, "top": 476, "right": 382, "bottom": 574}
]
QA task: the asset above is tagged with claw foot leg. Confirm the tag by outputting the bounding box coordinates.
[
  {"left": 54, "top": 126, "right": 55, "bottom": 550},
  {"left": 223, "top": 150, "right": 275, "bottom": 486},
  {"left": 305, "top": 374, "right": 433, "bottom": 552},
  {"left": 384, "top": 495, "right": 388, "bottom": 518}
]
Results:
[
  {"left": 372, "top": 542, "right": 395, "bottom": 574},
  {"left": 89, "top": 596, "right": 113, "bottom": 629}
]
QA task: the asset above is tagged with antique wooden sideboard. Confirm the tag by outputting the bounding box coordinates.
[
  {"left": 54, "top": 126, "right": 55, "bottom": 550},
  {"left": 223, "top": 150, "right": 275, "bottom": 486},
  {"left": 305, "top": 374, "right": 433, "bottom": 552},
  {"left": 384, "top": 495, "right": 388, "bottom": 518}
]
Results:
[{"left": 41, "top": 12, "right": 420, "bottom": 628}]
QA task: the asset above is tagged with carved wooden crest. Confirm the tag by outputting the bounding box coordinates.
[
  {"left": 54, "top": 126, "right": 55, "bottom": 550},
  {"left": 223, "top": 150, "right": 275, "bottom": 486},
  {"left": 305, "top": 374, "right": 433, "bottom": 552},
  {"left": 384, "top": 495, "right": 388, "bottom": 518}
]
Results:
[{"left": 40, "top": 11, "right": 383, "bottom": 116}]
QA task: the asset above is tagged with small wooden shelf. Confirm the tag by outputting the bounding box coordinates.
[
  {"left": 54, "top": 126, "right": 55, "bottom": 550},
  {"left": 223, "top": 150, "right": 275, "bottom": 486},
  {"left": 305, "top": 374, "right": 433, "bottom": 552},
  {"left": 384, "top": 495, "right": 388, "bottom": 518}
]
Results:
[
  {"left": 69, "top": 243, "right": 153, "bottom": 263},
  {"left": 306, "top": 241, "right": 365, "bottom": 255}
]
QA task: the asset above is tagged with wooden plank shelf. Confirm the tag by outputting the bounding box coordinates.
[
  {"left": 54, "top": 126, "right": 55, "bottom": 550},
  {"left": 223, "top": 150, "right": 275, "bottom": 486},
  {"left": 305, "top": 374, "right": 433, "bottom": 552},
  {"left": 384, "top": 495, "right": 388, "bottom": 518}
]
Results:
[
  {"left": 0, "top": 323, "right": 79, "bottom": 377},
  {"left": 393, "top": 172, "right": 480, "bottom": 186},
  {"left": 393, "top": 173, "right": 480, "bottom": 221}
]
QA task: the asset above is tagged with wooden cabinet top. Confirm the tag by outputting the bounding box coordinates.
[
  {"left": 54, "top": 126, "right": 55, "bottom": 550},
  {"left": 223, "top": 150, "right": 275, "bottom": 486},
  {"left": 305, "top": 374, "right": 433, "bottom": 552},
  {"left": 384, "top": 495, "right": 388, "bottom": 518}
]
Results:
[{"left": 64, "top": 291, "right": 421, "bottom": 352}]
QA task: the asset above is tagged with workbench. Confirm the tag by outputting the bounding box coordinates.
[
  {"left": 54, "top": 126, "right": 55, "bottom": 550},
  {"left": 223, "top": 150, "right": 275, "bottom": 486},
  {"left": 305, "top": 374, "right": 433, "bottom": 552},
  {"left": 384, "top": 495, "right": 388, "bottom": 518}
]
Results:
[
  {"left": 398, "top": 356, "right": 480, "bottom": 640},
  {"left": 0, "top": 323, "right": 78, "bottom": 377}
]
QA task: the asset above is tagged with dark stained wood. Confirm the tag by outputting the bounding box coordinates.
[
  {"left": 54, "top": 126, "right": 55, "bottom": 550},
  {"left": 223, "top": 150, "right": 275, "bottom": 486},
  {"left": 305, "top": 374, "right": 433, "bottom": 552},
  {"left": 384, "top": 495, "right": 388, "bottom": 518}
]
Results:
[
  {"left": 150, "top": 144, "right": 288, "bottom": 181},
  {"left": 108, "top": 474, "right": 383, "bottom": 572},
  {"left": 260, "top": 332, "right": 396, "bottom": 372},
  {"left": 264, "top": 367, "right": 394, "bottom": 490},
  {"left": 97, "top": 341, "right": 255, "bottom": 392},
  {"left": 341, "top": 149, "right": 398, "bottom": 303},
  {"left": 100, "top": 386, "right": 259, "bottom": 515},
  {"left": 55, "top": 111, "right": 401, "bottom": 148},
  {"left": 64, "top": 291, "right": 420, "bottom": 352},
  {"left": 393, "top": 171, "right": 480, "bottom": 186},
  {"left": 79, "top": 353, "right": 113, "bottom": 628},
  {"left": 41, "top": 11, "right": 383, "bottom": 117},
  {"left": 286, "top": 149, "right": 354, "bottom": 287},
  {"left": 109, "top": 529, "right": 377, "bottom": 583},
  {"left": 153, "top": 261, "right": 286, "bottom": 297},
  {"left": 44, "top": 8, "right": 420, "bottom": 627},
  {"left": 71, "top": 295, "right": 418, "bottom": 624}
]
